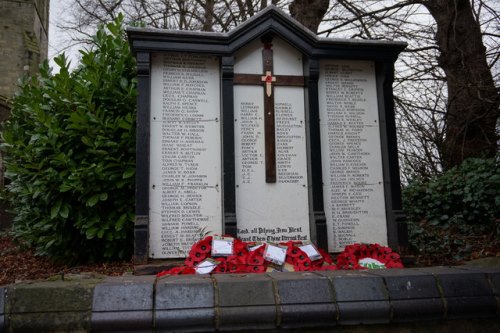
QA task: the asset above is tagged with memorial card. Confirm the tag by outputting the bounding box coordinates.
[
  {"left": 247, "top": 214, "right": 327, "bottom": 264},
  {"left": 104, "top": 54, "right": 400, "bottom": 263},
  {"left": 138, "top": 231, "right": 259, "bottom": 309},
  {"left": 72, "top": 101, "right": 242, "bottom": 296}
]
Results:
[
  {"left": 299, "top": 241, "right": 322, "bottom": 261},
  {"left": 211, "top": 236, "right": 234, "bottom": 257},
  {"left": 195, "top": 258, "right": 219, "bottom": 274},
  {"left": 263, "top": 243, "right": 288, "bottom": 266}
]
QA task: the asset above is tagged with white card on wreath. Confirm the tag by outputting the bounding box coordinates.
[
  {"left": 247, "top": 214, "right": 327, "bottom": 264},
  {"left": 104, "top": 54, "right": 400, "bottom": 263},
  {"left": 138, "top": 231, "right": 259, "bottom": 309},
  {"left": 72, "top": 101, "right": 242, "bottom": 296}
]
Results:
[
  {"left": 211, "top": 236, "right": 234, "bottom": 256},
  {"left": 195, "top": 258, "right": 219, "bottom": 274},
  {"left": 299, "top": 242, "right": 322, "bottom": 261},
  {"left": 263, "top": 243, "right": 287, "bottom": 266},
  {"left": 248, "top": 243, "right": 264, "bottom": 252}
]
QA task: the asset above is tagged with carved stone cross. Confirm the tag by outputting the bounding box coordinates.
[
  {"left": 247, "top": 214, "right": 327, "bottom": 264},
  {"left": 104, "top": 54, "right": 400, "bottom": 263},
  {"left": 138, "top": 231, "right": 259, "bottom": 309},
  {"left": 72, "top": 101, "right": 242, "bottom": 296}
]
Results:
[{"left": 234, "top": 35, "right": 304, "bottom": 183}]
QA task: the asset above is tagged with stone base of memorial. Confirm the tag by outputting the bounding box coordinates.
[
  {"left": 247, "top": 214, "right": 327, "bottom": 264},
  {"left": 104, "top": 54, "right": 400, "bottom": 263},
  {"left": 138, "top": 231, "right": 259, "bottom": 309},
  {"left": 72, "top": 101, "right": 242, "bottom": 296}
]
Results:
[{"left": 2, "top": 266, "right": 499, "bottom": 332}]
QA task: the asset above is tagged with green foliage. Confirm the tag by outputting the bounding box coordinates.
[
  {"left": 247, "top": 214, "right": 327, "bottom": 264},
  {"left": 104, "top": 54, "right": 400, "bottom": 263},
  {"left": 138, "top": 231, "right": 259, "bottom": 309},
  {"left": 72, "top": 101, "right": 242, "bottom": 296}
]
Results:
[
  {"left": 403, "top": 157, "right": 500, "bottom": 261},
  {"left": 1, "top": 15, "right": 136, "bottom": 263}
]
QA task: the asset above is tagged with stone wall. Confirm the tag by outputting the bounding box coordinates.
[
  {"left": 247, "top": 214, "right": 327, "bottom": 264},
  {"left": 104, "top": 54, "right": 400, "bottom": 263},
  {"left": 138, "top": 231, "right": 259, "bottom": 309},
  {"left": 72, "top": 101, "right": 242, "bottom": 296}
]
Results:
[{"left": 0, "top": 0, "right": 49, "bottom": 121}]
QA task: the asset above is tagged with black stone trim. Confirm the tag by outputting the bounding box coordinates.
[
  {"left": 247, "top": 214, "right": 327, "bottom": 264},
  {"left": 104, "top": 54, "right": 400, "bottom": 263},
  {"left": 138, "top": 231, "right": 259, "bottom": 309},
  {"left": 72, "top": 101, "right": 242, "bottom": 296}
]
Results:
[
  {"left": 375, "top": 61, "right": 405, "bottom": 250},
  {"left": 134, "top": 51, "right": 151, "bottom": 263},
  {"left": 134, "top": 217, "right": 149, "bottom": 264},
  {"left": 221, "top": 56, "right": 237, "bottom": 238},
  {"left": 304, "top": 57, "right": 326, "bottom": 249},
  {"left": 127, "top": 6, "right": 406, "bottom": 63}
]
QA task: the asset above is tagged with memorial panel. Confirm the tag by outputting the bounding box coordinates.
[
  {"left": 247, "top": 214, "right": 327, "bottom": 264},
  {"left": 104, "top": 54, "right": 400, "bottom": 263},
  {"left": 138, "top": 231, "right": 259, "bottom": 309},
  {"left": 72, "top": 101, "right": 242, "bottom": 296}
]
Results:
[
  {"left": 318, "top": 60, "right": 387, "bottom": 252},
  {"left": 149, "top": 53, "right": 222, "bottom": 258},
  {"left": 234, "top": 38, "right": 310, "bottom": 243}
]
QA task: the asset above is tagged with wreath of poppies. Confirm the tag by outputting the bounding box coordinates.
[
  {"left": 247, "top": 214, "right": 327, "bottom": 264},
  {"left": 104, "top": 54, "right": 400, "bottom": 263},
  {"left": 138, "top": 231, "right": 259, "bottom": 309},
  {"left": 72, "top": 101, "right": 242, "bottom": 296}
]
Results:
[
  {"left": 336, "top": 243, "right": 404, "bottom": 270},
  {"left": 157, "top": 236, "right": 403, "bottom": 277}
]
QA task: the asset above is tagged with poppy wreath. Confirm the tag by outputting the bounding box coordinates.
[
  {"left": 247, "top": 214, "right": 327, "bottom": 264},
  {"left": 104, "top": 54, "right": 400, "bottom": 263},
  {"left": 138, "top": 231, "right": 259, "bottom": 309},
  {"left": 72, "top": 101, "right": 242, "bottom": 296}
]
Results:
[
  {"left": 281, "top": 241, "right": 338, "bottom": 272},
  {"left": 156, "top": 237, "right": 403, "bottom": 277},
  {"left": 184, "top": 236, "right": 213, "bottom": 267},
  {"left": 336, "top": 243, "right": 404, "bottom": 270}
]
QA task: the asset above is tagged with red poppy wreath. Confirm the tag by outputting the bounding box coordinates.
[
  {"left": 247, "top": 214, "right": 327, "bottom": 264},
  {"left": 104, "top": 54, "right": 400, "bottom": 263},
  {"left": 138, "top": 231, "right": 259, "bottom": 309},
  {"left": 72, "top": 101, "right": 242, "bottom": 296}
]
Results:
[
  {"left": 156, "top": 236, "right": 403, "bottom": 277},
  {"left": 336, "top": 243, "right": 404, "bottom": 270}
]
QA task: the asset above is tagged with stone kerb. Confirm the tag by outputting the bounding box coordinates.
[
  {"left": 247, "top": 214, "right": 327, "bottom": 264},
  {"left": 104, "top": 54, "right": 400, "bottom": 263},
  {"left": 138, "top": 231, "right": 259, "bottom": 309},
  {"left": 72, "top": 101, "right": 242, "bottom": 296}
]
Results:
[
  {"left": 415, "top": 266, "right": 498, "bottom": 319},
  {"left": 3, "top": 277, "right": 100, "bottom": 333},
  {"left": 214, "top": 273, "right": 277, "bottom": 331},
  {"left": 1, "top": 267, "right": 500, "bottom": 332},
  {"left": 366, "top": 267, "right": 444, "bottom": 322},
  {"left": 268, "top": 272, "right": 336, "bottom": 329},
  {"left": 91, "top": 275, "right": 156, "bottom": 332},
  {"left": 320, "top": 270, "right": 391, "bottom": 325},
  {"left": 155, "top": 274, "right": 215, "bottom": 332}
]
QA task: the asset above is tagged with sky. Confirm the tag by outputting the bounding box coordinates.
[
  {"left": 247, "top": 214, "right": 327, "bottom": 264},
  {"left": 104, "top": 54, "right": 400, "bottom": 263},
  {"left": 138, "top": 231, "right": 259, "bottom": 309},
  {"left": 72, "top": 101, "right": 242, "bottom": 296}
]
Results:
[{"left": 48, "top": 0, "right": 80, "bottom": 69}]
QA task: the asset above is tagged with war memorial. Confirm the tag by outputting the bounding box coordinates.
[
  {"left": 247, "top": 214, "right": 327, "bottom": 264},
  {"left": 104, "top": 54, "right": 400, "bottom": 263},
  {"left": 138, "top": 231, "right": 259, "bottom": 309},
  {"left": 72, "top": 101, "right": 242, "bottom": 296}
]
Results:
[{"left": 1, "top": 6, "right": 498, "bottom": 333}]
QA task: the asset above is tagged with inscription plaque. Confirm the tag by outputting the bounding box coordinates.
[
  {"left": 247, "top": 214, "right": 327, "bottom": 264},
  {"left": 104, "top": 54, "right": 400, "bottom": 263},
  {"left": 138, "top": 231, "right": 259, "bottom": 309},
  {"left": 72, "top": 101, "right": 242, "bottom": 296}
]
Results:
[
  {"left": 318, "top": 60, "right": 387, "bottom": 252},
  {"left": 149, "top": 53, "right": 222, "bottom": 258}
]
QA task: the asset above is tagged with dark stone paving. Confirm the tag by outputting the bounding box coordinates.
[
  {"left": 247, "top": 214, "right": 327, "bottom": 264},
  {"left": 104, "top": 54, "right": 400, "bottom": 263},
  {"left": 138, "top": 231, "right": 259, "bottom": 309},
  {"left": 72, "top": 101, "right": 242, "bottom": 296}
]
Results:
[{"left": 1, "top": 266, "right": 500, "bottom": 332}]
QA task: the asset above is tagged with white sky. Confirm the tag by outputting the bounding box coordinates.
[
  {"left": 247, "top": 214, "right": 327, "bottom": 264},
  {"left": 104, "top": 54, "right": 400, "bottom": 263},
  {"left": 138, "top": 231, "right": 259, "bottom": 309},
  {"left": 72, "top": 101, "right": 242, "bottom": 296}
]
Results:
[{"left": 48, "top": 0, "right": 80, "bottom": 70}]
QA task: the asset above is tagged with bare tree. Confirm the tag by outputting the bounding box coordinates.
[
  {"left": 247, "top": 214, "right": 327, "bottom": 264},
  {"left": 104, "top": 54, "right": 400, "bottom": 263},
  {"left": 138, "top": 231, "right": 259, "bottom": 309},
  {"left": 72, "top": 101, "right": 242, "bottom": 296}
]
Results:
[
  {"left": 321, "top": 0, "right": 499, "bottom": 177},
  {"left": 289, "top": 0, "right": 330, "bottom": 32},
  {"left": 423, "top": 0, "right": 498, "bottom": 169}
]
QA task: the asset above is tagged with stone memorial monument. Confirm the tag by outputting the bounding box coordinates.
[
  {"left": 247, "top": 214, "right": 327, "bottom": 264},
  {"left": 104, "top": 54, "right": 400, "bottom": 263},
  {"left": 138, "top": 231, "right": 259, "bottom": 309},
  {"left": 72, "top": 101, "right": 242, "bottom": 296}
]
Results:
[{"left": 128, "top": 6, "right": 407, "bottom": 262}]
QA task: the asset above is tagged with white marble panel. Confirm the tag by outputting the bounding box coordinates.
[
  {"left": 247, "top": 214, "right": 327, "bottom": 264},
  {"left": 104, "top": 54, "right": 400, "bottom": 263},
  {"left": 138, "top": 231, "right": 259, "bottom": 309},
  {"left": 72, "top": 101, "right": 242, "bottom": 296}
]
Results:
[
  {"left": 233, "top": 38, "right": 309, "bottom": 243},
  {"left": 149, "top": 53, "right": 222, "bottom": 258},
  {"left": 318, "top": 60, "right": 387, "bottom": 252}
]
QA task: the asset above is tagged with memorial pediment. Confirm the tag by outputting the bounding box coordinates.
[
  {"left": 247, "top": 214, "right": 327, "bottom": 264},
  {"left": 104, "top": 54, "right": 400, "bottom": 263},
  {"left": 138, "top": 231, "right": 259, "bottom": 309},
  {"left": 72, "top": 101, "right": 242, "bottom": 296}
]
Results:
[
  {"left": 129, "top": 5, "right": 404, "bottom": 60},
  {"left": 128, "top": 5, "right": 407, "bottom": 262}
]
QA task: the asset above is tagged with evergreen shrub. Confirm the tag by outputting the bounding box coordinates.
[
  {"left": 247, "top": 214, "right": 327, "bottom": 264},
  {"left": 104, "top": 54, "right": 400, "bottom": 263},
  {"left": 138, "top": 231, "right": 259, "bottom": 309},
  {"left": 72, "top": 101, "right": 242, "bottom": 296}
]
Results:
[
  {"left": 403, "top": 157, "right": 499, "bottom": 261},
  {"left": 1, "top": 15, "right": 136, "bottom": 262}
]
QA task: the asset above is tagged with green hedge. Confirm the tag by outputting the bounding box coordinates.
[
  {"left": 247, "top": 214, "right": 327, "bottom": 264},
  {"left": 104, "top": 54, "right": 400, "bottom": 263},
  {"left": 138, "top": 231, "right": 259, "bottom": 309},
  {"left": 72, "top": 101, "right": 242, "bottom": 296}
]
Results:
[
  {"left": 403, "top": 157, "right": 499, "bottom": 261},
  {"left": 1, "top": 16, "right": 136, "bottom": 263}
]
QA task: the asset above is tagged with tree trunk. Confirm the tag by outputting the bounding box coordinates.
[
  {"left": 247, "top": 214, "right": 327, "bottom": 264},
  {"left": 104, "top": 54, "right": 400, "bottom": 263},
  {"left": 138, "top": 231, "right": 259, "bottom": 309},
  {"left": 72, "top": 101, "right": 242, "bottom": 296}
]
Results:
[
  {"left": 423, "top": 0, "right": 499, "bottom": 169},
  {"left": 289, "top": 0, "right": 330, "bottom": 33},
  {"left": 201, "top": 0, "right": 215, "bottom": 31}
]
